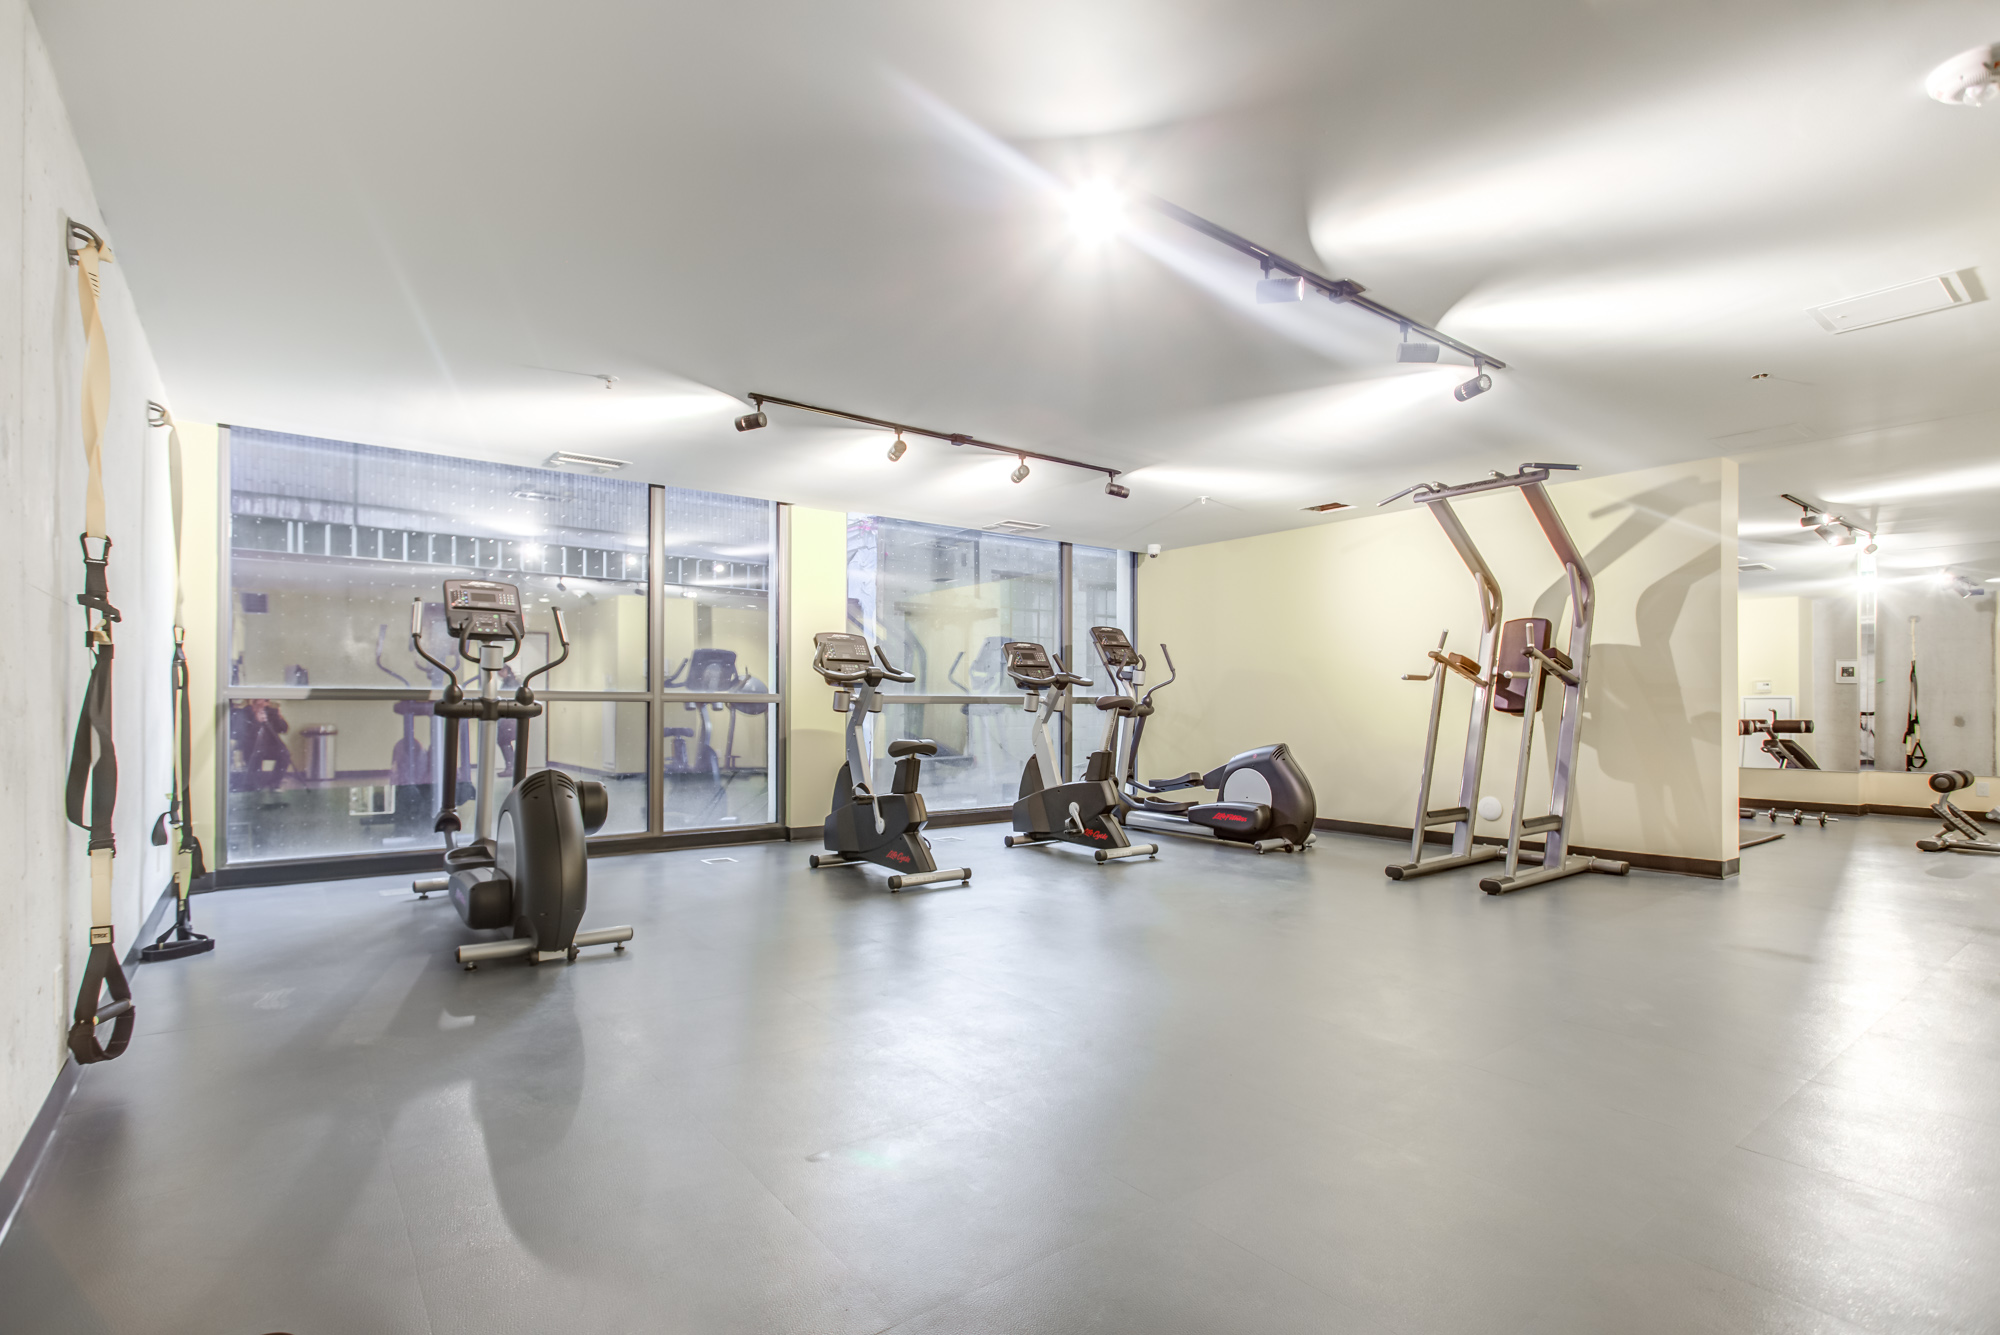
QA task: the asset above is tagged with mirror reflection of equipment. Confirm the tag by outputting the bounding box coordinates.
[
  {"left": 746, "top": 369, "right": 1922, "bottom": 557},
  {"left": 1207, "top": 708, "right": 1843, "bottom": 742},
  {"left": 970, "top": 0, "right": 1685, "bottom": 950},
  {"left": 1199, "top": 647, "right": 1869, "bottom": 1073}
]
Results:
[
  {"left": 1380, "top": 464, "right": 1629, "bottom": 894},
  {"left": 408, "top": 580, "right": 633, "bottom": 967}
]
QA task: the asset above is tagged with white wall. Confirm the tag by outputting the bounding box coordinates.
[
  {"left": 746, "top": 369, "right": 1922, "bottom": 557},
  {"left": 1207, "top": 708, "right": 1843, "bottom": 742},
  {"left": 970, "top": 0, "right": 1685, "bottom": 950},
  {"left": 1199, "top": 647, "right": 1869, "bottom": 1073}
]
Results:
[
  {"left": 1136, "top": 458, "right": 1738, "bottom": 869},
  {"left": 1, "top": 1, "right": 174, "bottom": 1163}
]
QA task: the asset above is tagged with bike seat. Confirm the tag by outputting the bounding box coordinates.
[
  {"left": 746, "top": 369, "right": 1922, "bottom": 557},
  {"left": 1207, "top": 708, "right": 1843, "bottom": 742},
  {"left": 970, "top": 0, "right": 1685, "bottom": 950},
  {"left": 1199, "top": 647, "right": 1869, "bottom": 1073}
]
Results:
[
  {"left": 1094, "top": 696, "right": 1137, "bottom": 712},
  {"left": 887, "top": 738, "right": 938, "bottom": 758}
]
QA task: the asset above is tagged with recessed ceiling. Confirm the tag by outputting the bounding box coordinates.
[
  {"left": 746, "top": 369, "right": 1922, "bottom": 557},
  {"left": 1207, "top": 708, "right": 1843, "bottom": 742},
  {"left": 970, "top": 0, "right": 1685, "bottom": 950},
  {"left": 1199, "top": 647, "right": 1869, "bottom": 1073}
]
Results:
[{"left": 31, "top": 0, "right": 2000, "bottom": 555}]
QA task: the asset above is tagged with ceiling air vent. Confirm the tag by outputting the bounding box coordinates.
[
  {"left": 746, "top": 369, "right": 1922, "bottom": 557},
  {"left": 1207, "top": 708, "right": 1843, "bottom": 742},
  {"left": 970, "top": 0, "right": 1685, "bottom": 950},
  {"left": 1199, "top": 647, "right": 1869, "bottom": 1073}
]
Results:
[
  {"left": 981, "top": 519, "right": 1047, "bottom": 535},
  {"left": 544, "top": 451, "right": 630, "bottom": 473},
  {"left": 1808, "top": 273, "right": 1971, "bottom": 333},
  {"left": 1303, "top": 501, "right": 1351, "bottom": 513}
]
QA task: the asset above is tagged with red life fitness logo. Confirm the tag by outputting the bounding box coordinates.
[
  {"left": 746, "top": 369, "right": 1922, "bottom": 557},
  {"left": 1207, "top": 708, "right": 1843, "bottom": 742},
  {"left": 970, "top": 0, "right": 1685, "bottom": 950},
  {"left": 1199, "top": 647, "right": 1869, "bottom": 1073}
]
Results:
[
  {"left": 886, "top": 849, "right": 913, "bottom": 864},
  {"left": 1084, "top": 827, "right": 1109, "bottom": 841},
  {"left": 1213, "top": 811, "right": 1249, "bottom": 824}
]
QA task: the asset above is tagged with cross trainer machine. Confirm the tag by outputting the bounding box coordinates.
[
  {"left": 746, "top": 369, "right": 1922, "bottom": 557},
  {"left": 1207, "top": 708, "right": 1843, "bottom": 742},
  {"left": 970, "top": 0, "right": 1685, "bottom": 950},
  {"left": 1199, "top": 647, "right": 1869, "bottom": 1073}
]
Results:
[
  {"left": 410, "top": 580, "right": 633, "bottom": 967},
  {"left": 1917, "top": 769, "right": 2000, "bottom": 854},
  {"left": 1000, "top": 641, "right": 1158, "bottom": 862},
  {"left": 1090, "top": 627, "right": 1317, "bottom": 854},
  {"left": 807, "top": 632, "right": 971, "bottom": 891},
  {"left": 1381, "top": 464, "right": 1629, "bottom": 894}
]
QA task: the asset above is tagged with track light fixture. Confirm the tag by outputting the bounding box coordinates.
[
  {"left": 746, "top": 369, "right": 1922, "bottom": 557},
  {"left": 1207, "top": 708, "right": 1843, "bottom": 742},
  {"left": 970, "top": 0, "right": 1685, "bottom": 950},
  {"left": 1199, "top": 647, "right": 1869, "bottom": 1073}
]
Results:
[
  {"left": 1140, "top": 194, "right": 1507, "bottom": 397},
  {"left": 1780, "top": 492, "right": 1875, "bottom": 552},
  {"left": 736, "top": 393, "right": 1131, "bottom": 498},
  {"left": 1454, "top": 361, "right": 1493, "bottom": 402}
]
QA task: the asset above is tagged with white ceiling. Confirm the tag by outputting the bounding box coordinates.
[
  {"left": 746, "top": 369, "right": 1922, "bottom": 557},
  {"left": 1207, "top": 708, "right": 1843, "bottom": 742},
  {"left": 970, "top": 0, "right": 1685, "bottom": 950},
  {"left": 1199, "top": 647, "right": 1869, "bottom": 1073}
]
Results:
[{"left": 31, "top": 0, "right": 2000, "bottom": 567}]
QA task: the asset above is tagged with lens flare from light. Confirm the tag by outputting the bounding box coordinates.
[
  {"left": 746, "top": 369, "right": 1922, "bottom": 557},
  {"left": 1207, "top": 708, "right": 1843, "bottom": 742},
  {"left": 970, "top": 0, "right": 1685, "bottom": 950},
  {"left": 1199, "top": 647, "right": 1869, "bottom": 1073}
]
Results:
[{"left": 1066, "top": 181, "right": 1126, "bottom": 241}]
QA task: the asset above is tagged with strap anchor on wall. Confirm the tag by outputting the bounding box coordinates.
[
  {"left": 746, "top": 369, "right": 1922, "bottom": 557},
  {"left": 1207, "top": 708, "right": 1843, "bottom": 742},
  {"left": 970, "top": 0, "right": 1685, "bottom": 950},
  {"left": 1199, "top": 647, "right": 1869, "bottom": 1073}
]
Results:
[{"left": 64, "top": 217, "right": 135, "bottom": 1063}]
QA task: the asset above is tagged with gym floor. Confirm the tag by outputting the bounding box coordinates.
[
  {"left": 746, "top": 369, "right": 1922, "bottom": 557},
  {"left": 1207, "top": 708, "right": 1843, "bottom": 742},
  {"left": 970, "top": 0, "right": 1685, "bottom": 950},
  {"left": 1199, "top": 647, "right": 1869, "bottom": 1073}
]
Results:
[{"left": 3, "top": 818, "right": 1997, "bottom": 1334}]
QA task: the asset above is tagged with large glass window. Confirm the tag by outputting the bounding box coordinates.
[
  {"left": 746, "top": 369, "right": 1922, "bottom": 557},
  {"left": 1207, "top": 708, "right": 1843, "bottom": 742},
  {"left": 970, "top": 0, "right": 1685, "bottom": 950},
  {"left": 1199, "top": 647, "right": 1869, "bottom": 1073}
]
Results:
[
  {"left": 224, "top": 427, "right": 775, "bottom": 865},
  {"left": 844, "top": 517, "right": 1134, "bottom": 811}
]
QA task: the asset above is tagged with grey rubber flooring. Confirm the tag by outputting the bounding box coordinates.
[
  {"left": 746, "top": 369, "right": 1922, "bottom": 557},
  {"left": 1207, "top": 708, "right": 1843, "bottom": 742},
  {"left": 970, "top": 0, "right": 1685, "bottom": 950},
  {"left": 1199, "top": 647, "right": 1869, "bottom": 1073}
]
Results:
[{"left": 4, "top": 816, "right": 1998, "bottom": 1334}]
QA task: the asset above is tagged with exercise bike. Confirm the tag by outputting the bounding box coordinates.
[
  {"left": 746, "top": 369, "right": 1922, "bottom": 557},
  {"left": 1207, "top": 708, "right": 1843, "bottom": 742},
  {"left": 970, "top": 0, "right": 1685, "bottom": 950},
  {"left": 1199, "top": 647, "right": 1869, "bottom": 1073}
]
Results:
[
  {"left": 410, "top": 580, "right": 633, "bottom": 968},
  {"left": 807, "top": 632, "right": 971, "bottom": 891},
  {"left": 1090, "top": 626, "right": 1317, "bottom": 854},
  {"left": 1000, "top": 641, "right": 1158, "bottom": 863}
]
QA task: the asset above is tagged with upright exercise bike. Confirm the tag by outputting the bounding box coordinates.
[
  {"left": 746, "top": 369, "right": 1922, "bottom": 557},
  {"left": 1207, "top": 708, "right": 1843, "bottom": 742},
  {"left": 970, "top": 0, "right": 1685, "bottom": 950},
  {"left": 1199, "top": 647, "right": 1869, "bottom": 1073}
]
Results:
[
  {"left": 1090, "top": 627, "right": 1318, "bottom": 854},
  {"left": 807, "top": 632, "right": 971, "bottom": 891},
  {"left": 410, "top": 579, "right": 633, "bottom": 967},
  {"left": 1000, "top": 641, "right": 1158, "bottom": 863}
]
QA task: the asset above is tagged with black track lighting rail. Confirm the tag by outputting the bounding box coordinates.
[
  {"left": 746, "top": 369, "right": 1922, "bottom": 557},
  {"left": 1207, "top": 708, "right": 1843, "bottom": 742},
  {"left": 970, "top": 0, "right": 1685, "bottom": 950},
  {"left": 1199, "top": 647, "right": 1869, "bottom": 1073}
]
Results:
[
  {"left": 1142, "top": 195, "right": 1508, "bottom": 372},
  {"left": 739, "top": 394, "right": 1130, "bottom": 493}
]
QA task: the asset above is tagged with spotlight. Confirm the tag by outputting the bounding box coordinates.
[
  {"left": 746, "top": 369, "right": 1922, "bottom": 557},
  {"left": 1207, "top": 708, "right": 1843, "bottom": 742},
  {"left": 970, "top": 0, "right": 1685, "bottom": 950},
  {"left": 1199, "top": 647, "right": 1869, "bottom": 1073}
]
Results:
[
  {"left": 887, "top": 433, "right": 907, "bottom": 462},
  {"left": 1010, "top": 458, "right": 1030, "bottom": 484},
  {"left": 1256, "top": 275, "right": 1304, "bottom": 304},
  {"left": 1398, "top": 342, "right": 1440, "bottom": 363},
  {"left": 1105, "top": 480, "right": 1130, "bottom": 498},
  {"left": 1066, "top": 180, "right": 1125, "bottom": 241},
  {"left": 1815, "top": 522, "right": 1855, "bottom": 547},
  {"left": 734, "top": 411, "right": 767, "bottom": 432},
  {"left": 1454, "top": 371, "right": 1492, "bottom": 402}
]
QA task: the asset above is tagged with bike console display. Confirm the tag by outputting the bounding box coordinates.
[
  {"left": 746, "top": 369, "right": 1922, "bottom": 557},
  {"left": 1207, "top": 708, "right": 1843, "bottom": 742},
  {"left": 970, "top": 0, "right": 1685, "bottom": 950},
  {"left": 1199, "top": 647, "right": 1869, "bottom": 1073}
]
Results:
[
  {"left": 1003, "top": 641, "right": 1053, "bottom": 689},
  {"left": 1090, "top": 626, "right": 1141, "bottom": 669},
  {"left": 443, "top": 580, "right": 525, "bottom": 642}
]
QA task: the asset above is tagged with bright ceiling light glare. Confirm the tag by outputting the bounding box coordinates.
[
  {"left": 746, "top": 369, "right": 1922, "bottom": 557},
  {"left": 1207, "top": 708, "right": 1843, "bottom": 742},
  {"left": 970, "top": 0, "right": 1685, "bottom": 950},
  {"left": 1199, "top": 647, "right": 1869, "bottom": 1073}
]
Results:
[
  {"left": 1065, "top": 180, "right": 1126, "bottom": 242},
  {"left": 1010, "top": 458, "right": 1031, "bottom": 484},
  {"left": 1927, "top": 42, "right": 2000, "bottom": 106},
  {"left": 887, "top": 432, "right": 908, "bottom": 463},
  {"left": 1815, "top": 522, "right": 1856, "bottom": 547},
  {"left": 734, "top": 411, "right": 767, "bottom": 432}
]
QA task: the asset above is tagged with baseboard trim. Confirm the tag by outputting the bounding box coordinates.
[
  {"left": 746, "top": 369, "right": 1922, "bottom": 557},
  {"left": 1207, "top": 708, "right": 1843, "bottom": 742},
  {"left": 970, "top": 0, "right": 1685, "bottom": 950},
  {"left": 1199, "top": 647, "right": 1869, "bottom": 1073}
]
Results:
[
  {"left": 1313, "top": 818, "right": 1736, "bottom": 880},
  {"left": 0, "top": 1057, "right": 81, "bottom": 1254}
]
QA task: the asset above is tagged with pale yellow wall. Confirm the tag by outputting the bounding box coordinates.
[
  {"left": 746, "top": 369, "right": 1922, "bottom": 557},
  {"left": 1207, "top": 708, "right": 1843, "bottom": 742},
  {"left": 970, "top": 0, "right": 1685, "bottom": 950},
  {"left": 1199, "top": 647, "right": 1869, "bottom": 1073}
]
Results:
[
  {"left": 1738, "top": 595, "right": 1817, "bottom": 765},
  {"left": 785, "top": 506, "right": 849, "bottom": 826},
  {"left": 1137, "top": 457, "right": 1739, "bottom": 865}
]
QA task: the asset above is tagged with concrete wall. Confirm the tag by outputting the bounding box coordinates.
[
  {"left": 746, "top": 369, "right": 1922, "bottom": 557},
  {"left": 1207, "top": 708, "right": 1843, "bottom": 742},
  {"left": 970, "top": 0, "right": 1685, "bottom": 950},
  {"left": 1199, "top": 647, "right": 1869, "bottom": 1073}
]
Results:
[
  {"left": 1135, "top": 458, "right": 1739, "bottom": 869},
  {"left": 0, "top": 1, "right": 175, "bottom": 1165}
]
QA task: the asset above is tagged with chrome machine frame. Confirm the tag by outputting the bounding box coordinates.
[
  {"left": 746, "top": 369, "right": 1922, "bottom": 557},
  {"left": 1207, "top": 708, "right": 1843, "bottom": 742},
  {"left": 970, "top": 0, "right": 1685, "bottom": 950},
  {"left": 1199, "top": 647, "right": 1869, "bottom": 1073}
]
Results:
[{"left": 1383, "top": 464, "right": 1629, "bottom": 895}]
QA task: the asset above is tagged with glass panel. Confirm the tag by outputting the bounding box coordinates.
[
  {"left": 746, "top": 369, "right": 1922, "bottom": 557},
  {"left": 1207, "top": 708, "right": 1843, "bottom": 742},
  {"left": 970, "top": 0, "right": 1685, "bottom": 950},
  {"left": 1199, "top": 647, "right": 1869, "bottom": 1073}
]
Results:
[
  {"left": 846, "top": 516, "right": 1061, "bottom": 694},
  {"left": 537, "top": 701, "right": 650, "bottom": 835},
  {"left": 228, "top": 428, "right": 649, "bottom": 692},
  {"left": 1072, "top": 544, "right": 1135, "bottom": 678},
  {"left": 867, "top": 699, "right": 1037, "bottom": 811},
  {"left": 662, "top": 697, "right": 773, "bottom": 829},
  {"left": 225, "top": 697, "right": 447, "bottom": 861},
  {"left": 659, "top": 488, "right": 776, "bottom": 693}
]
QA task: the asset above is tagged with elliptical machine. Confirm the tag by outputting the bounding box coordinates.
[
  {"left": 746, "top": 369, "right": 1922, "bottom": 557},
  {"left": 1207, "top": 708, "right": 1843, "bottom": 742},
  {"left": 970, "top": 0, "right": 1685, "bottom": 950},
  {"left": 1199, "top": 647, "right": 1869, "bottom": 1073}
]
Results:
[
  {"left": 410, "top": 580, "right": 633, "bottom": 968},
  {"left": 1000, "top": 641, "right": 1158, "bottom": 863},
  {"left": 807, "top": 632, "right": 971, "bottom": 891},
  {"left": 1089, "top": 627, "right": 1318, "bottom": 854}
]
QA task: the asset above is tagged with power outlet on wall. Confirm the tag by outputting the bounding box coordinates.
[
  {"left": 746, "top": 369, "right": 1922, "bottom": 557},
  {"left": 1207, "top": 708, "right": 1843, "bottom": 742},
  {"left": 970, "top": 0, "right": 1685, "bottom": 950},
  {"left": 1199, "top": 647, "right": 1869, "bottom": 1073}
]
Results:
[{"left": 1978, "top": 781, "right": 1991, "bottom": 798}]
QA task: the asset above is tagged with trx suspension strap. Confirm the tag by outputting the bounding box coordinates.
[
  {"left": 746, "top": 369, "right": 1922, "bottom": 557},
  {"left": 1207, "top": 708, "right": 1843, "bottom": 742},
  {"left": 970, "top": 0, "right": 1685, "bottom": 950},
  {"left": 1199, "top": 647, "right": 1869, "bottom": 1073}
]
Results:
[
  {"left": 64, "top": 220, "right": 135, "bottom": 1064},
  {"left": 143, "top": 401, "right": 214, "bottom": 962},
  {"left": 1904, "top": 615, "right": 1926, "bottom": 772}
]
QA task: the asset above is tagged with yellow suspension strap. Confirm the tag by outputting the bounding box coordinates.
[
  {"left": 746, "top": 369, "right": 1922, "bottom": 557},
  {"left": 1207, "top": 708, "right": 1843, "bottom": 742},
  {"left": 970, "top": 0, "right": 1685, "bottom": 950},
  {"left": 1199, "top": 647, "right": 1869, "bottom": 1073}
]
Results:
[
  {"left": 63, "top": 220, "right": 135, "bottom": 1064},
  {"left": 143, "top": 402, "right": 214, "bottom": 962}
]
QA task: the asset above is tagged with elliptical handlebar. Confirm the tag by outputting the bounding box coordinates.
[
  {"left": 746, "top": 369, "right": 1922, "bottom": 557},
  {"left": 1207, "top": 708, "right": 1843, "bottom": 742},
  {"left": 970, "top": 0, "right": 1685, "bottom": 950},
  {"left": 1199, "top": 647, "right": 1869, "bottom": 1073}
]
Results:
[
  {"left": 410, "top": 598, "right": 468, "bottom": 701},
  {"left": 517, "top": 606, "right": 571, "bottom": 698}
]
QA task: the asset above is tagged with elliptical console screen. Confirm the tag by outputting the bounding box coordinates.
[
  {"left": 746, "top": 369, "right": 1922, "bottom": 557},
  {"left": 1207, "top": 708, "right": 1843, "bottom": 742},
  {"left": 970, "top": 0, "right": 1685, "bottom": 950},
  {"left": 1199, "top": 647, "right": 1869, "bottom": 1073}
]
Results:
[
  {"left": 442, "top": 579, "right": 525, "bottom": 641},
  {"left": 1090, "top": 626, "right": 1141, "bottom": 668}
]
